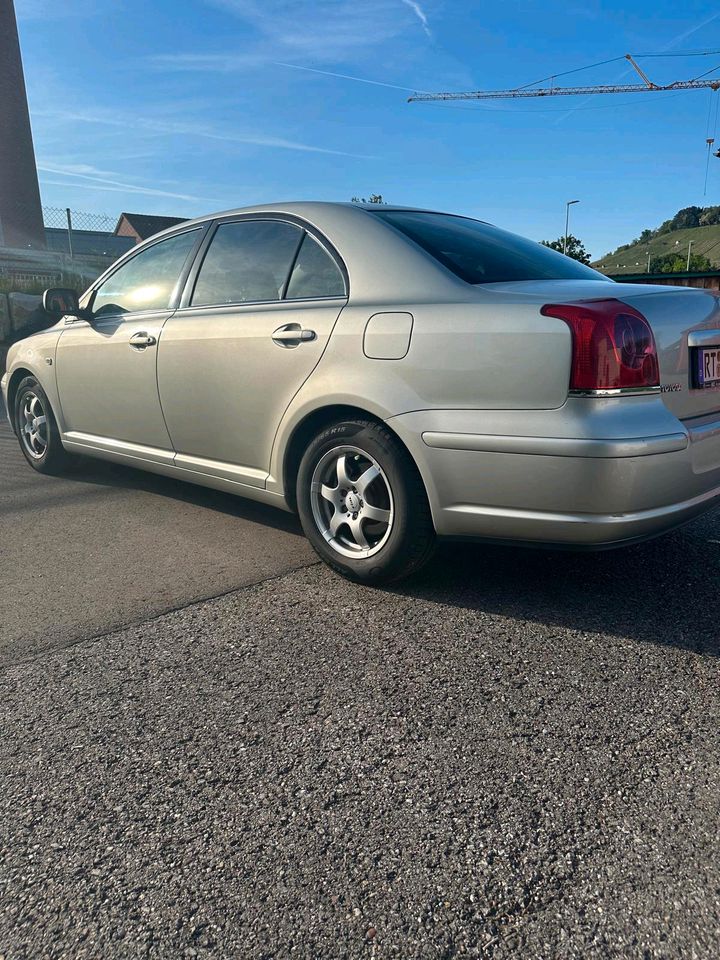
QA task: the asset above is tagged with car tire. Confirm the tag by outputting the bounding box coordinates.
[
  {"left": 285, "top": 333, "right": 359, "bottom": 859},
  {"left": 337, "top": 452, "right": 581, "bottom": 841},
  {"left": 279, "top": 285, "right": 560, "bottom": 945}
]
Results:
[
  {"left": 14, "top": 376, "right": 74, "bottom": 474},
  {"left": 296, "top": 418, "right": 436, "bottom": 584}
]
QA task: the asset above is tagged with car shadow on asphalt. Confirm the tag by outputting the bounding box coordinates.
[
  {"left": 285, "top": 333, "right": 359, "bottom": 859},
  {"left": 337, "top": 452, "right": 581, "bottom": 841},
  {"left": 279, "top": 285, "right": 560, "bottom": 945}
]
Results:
[
  {"left": 61, "top": 455, "right": 306, "bottom": 537},
  {"left": 393, "top": 517, "right": 720, "bottom": 658},
  {"left": 33, "top": 448, "right": 720, "bottom": 659}
]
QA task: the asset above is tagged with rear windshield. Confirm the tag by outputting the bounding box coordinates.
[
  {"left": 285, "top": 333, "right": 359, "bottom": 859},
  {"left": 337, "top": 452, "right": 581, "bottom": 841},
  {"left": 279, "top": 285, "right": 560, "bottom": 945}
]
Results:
[{"left": 371, "top": 210, "right": 606, "bottom": 285}]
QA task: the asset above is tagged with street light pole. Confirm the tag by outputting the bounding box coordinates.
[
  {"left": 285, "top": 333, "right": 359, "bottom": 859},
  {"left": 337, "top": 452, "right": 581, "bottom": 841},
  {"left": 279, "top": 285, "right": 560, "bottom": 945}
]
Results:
[
  {"left": 686, "top": 240, "right": 694, "bottom": 272},
  {"left": 563, "top": 200, "right": 580, "bottom": 256}
]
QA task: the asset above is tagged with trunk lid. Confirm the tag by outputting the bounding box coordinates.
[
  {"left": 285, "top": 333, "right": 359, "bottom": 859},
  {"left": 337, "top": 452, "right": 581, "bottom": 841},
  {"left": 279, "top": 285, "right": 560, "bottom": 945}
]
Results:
[
  {"left": 482, "top": 279, "right": 720, "bottom": 421},
  {"left": 617, "top": 285, "right": 720, "bottom": 420}
]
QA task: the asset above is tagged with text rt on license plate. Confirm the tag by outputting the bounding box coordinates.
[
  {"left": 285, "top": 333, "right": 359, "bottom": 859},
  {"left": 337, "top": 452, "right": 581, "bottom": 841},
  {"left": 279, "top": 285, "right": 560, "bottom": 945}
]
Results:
[{"left": 696, "top": 347, "right": 720, "bottom": 388}]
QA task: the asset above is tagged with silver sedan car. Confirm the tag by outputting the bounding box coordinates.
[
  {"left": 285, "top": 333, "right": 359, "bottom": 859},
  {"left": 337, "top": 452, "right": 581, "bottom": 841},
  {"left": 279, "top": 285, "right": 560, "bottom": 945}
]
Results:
[{"left": 4, "top": 202, "right": 720, "bottom": 582}]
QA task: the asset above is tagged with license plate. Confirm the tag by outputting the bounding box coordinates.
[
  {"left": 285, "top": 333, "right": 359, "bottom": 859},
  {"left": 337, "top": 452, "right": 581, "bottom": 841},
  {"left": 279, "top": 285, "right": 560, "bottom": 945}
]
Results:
[{"left": 695, "top": 347, "right": 720, "bottom": 388}]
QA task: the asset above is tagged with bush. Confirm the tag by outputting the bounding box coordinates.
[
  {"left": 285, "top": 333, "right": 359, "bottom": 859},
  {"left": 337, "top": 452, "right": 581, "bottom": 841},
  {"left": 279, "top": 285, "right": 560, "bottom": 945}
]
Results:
[{"left": 649, "top": 252, "right": 713, "bottom": 274}]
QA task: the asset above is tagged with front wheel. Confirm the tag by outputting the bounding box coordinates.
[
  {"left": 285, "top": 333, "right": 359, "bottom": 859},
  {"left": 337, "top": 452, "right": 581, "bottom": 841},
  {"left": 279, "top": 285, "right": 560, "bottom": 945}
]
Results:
[
  {"left": 14, "top": 376, "right": 74, "bottom": 474},
  {"left": 296, "top": 419, "right": 435, "bottom": 584}
]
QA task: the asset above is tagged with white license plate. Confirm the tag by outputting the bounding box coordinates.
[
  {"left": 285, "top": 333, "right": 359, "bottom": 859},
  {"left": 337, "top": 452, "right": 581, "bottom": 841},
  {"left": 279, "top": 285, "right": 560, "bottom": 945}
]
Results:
[{"left": 696, "top": 347, "right": 720, "bottom": 388}]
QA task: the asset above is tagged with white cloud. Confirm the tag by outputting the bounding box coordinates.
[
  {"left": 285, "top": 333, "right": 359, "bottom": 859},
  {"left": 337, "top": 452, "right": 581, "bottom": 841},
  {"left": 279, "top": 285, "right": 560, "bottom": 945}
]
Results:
[
  {"left": 201, "top": 0, "right": 427, "bottom": 63},
  {"left": 34, "top": 108, "right": 373, "bottom": 159},
  {"left": 149, "top": 53, "right": 263, "bottom": 73},
  {"left": 37, "top": 163, "right": 217, "bottom": 203},
  {"left": 401, "top": 0, "right": 431, "bottom": 37},
  {"left": 38, "top": 161, "right": 118, "bottom": 178},
  {"left": 273, "top": 62, "right": 425, "bottom": 93},
  {"left": 150, "top": 55, "right": 428, "bottom": 95},
  {"left": 663, "top": 11, "right": 720, "bottom": 49}
]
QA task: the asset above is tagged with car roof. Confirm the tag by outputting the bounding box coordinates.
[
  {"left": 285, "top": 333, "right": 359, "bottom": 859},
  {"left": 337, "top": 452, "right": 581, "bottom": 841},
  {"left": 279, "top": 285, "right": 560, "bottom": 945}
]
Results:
[
  {"left": 128, "top": 201, "right": 487, "bottom": 305},
  {"left": 173, "top": 201, "right": 477, "bottom": 231}
]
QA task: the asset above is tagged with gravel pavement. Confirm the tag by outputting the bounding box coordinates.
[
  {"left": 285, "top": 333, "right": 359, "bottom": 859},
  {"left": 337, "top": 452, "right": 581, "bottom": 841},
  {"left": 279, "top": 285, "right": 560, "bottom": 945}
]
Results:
[{"left": 1, "top": 520, "right": 719, "bottom": 959}]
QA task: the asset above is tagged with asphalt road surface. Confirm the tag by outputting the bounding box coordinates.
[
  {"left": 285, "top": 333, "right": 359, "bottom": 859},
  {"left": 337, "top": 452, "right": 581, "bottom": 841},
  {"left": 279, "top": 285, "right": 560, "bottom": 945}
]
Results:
[
  {"left": 0, "top": 419, "right": 315, "bottom": 666},
  {"left": 1, "top": 415, "right": 719, "bottom": 958}
]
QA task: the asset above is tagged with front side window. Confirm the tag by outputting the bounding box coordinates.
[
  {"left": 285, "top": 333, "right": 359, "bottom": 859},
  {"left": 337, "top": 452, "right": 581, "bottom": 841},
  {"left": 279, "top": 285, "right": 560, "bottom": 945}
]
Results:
[
  {"left": 92, "top": 230, "right": 199, "bottom": 317},
  {"left": 192, "top": 220, "right": 303, "bottom": 306},
  {"left": 286, "top": 233, "right": 345, "bottom": 299},
  {"left": 371, "top": 210, "right": 606, "bottom": 285}
]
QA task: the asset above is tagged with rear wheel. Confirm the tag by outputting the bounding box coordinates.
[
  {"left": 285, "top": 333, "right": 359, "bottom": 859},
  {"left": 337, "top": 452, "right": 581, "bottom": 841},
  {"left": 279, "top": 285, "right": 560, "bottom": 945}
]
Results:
[
  {"left": 14, "top": 376, "right": 74, "bottom": 474},
  {"left": 297, "top": 419, "right": 435, "bottom": 583}
]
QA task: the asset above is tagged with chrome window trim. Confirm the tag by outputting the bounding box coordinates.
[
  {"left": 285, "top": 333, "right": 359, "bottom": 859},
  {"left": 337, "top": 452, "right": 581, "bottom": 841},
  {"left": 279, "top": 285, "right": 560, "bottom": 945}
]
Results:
[
  {"left": 179, "top": 212, "right": 348, "bottom": 310},
  {"left": 64, "top": 308, "right": 172, "bottom": 328},
  {"left": 283, "top": 230, "right": 347, "bottom": 303},
  {"left": 83, "top": 224, "right": 209, "bottom": 320},
  {"left": 174, "top": 294, "right": 347, "bottom": 317},
  {"left": 187, "top": 217, "right": 305, "bottom": 310}
]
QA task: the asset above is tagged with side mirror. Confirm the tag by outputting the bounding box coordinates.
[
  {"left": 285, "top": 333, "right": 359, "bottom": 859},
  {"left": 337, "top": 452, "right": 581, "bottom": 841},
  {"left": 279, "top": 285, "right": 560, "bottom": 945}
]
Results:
[{"left": 42, "top": 287, "right": 83, "bottom": 319}]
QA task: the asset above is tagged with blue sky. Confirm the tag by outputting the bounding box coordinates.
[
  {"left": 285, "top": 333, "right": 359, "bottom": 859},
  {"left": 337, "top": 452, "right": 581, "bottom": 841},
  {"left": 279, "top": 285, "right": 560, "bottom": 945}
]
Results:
[{"left": 14, "top": 0, "right": 720, "bottom": 259}]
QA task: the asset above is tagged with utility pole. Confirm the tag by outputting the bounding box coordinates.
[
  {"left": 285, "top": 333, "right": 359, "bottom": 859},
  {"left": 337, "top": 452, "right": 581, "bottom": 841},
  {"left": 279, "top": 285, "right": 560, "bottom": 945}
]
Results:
[
  {"left": 647, "top": 249, "right": 652, "bottom": 273},
  {"left": 686, "top": 240, "right": 694, "bottom": 272},
  {"left": 563, "top": 200, "right": 579, "bottom": 256}
]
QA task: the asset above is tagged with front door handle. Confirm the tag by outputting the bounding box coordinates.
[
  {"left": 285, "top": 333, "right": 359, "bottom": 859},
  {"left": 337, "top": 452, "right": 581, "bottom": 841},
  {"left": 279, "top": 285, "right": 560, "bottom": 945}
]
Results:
[
  {"left": 272, "top": 324, "right": 316, "bottom": 348},
  {"left": 129, "top": 332, "right": 157, "bottom": 349}
]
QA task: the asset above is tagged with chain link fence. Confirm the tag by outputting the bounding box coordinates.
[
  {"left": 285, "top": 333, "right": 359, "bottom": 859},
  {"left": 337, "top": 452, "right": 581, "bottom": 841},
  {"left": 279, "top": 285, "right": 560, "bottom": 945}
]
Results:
[
  {"left": 42, "top": 205, "right": 117, "bottom": 233},
  {"left": 0, "top": 207, "right": 125, "bottom": 296}
]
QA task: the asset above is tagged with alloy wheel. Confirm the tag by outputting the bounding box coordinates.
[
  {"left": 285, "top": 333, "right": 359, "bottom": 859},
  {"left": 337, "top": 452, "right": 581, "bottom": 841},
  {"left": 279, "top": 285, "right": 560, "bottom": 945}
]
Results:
[
  {"left": 310, "top": 445, "right": 394, "bottom": 558},
  {"left": 20, "top": 391, "right": 48, "bottom": 460}
]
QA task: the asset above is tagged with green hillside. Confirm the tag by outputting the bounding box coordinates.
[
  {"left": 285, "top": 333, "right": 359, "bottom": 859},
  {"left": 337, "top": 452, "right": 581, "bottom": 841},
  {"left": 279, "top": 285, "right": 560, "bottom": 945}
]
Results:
[{"left": 594, "top": 223, "right": 720, "bottom": 276}]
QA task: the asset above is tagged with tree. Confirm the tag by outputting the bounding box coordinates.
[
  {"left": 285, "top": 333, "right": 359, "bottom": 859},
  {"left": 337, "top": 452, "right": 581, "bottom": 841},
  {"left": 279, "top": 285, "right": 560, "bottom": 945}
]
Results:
[
  {"left": 649, "top": 252, "right": 712, "bottom": 274},
  {"left": 351, "top": 194, "right": 387, "bottom": 204},
  {"left": 700, "top": 206, "right": 720, "bottom": 227},
  {"left": 670, "top": 206, "right": 703, "bottom": 231},
  {"left": 541, "top": 235, "right": 591, "bottom": 265}
]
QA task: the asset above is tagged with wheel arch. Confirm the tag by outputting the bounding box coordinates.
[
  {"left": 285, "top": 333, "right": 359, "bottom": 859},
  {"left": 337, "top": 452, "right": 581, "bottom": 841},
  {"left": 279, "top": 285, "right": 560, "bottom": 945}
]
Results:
[
  {"left": 5, "top": 367, "right": 36, "bottom": 434},
  {"left": 281, "top": 403, "right": 424, "bottom": 513}
]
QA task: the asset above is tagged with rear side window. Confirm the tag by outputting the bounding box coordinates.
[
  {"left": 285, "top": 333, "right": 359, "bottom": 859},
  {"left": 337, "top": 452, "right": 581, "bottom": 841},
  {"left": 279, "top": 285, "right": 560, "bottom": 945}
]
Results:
[
  {"left": 286, "top": 234, "right": 345, "bottom": 300},
  {"left": 192, "top": 220, "right": 303, "bottom": 306},
  {"left": 92, "top": 230, "right": 199, "bottom": 317},
  {"left": 371, "top": 210, "right": 605, "bottom": 285}
]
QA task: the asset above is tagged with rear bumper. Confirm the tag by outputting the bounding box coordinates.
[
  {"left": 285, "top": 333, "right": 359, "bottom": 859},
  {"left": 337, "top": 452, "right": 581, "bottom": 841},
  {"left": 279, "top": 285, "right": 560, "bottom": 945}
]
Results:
[
  {"left": 432, "top": 481, "right": 720, "bottom": 547},
  {"left": 388, "top": 399, "right": 720, "bottom": 548}
]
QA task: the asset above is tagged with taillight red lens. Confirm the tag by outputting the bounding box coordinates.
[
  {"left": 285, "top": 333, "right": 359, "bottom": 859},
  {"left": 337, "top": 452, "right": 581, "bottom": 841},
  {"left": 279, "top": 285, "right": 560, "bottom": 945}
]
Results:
[{"left": 541, "top": 298, "right": 660, "bottom": 391}]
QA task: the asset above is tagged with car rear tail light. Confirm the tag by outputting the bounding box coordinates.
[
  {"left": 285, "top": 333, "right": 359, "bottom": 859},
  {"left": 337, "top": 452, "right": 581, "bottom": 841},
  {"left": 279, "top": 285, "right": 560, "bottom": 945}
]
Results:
[{"left": 541, "top": 298, "right": 660, "bottom": 393}]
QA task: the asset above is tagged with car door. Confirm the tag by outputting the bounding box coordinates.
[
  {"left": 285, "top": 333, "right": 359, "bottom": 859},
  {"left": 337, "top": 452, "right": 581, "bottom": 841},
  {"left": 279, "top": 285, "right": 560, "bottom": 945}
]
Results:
[
  {"left": 55, "top": 227, "right": 205, "bottom": 461},
  {"left": 157, "top": 216, "right": 348, "bottom": 487}
]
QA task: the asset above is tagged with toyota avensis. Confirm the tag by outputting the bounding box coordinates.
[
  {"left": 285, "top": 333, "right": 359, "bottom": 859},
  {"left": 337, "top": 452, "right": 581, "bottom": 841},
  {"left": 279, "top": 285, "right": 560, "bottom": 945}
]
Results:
[{"left": 4, "top": 202, "right": 720, "bottom": 582}]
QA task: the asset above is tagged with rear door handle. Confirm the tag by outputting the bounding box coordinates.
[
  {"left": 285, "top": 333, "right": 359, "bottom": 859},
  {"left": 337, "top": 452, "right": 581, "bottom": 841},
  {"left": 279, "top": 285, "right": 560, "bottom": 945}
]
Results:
[
  {"left": 272, "top": 324, "right": 316, "bottom": 347},
  {"left": 129, "top": 332, "right": 157, "bottom": 349}
]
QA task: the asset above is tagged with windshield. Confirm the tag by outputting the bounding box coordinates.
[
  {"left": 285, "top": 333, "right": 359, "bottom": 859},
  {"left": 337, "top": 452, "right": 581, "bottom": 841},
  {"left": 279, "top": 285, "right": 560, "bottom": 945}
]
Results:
[{"left": 371, "top": 210, "right": 608, "bottom": 285}]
